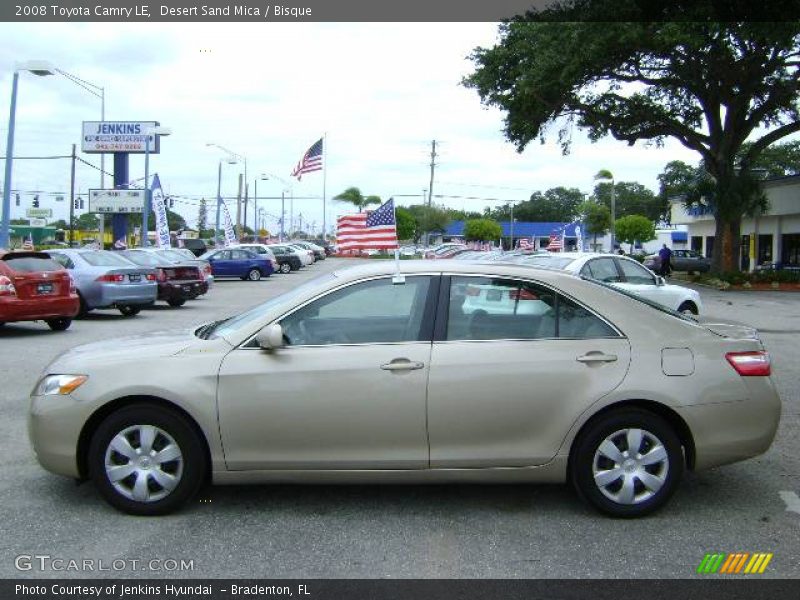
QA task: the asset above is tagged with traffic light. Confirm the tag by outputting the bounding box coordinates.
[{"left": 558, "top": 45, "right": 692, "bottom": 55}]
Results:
[
  {"left": 15, "top": 194, "right": 19, "bottom": 206},
  {"left": 74, "top": 197, "right": 80, "bottom": 210},
  {"left": 32, "top": 195, "right": 39, "bottom": 208}
]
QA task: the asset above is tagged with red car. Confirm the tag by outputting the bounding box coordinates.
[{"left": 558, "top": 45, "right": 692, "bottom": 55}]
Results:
[{"left": 0, "top": 251, "right": 80, "bottom": 331}]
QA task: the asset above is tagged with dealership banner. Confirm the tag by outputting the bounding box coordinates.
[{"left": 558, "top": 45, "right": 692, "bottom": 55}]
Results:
[
  {"left": 150, "top": 174, "right": 171, "bottom": 249},
  {"left": 221, "top": 202, "right": 238, "bottom": 247}
]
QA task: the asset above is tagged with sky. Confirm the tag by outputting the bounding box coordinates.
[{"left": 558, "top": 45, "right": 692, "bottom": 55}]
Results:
[{"left": 0, "top": 22, "right": 705, "bottom": 236}]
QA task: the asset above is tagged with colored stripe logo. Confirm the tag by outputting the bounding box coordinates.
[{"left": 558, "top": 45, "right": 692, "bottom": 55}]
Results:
[{"left": 697, "top": 553, "right": 773, "bottom": 574}]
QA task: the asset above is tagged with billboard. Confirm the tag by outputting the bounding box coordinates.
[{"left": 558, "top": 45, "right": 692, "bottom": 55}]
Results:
[
  {"left": 88, "top": 189, "right": 145, "bottom": 214},
  {"left": 82, "top": 121, "right": 160, "bottom": 154}
]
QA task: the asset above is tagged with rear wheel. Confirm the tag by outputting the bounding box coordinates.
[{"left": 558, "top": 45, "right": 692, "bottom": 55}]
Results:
[
  {"left": 76, "top": 292, "right": 89, "bottom": 318},
  {"left": 88, "top": 404, "right": 207, "bottom": 516},
  {"left": 280, "top": 263, "right": 292, "bottom": 274},
  {"left": 247, "top": 268, "right": 261, "bottom": 281},
  {"left": 167, "top": 298, "right": 186, "bottom": 308},
  {"left": 118, "top": 305, "right": 141, "bottom": 317},
  {"left": 571, "top": 409, "right": 683, "bottom": 518},
  {"left": 46, "top": 318, "right": 72, "bottom": 331}
]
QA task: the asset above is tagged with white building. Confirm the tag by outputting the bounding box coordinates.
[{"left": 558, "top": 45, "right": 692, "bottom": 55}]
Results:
[{"left": 670, "top": 174, "right": 800, "bottom": 271}]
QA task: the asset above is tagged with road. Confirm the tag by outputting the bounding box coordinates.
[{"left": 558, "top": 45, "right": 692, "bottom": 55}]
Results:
[{"left": 0, "top": 259, "right": 798, "bottom": 579}]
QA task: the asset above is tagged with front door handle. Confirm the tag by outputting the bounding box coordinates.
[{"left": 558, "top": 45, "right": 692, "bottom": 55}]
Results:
[
  {"left": 576, "top": 353, "right": 618, "bottom": 363},
  {"left": 381, "top": 359, "right": 425, "bottom": 371}
]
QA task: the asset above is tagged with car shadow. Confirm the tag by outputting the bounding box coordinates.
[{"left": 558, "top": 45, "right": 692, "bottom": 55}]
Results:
[{"left": 0, "top": 323, "right": 60, "bottom": 337}]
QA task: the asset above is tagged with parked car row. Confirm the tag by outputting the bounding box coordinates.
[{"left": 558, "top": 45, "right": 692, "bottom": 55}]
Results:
[{"left": 199, "top": 241, "right": 327, "bottom": 281}]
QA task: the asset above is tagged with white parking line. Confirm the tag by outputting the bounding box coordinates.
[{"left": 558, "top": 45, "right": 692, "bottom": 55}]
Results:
[{"left": 779, "top": 491, "right": 800, "bottom": 514}]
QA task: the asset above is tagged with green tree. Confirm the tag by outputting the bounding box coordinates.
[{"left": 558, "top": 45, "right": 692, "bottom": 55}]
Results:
[
  {"left": 464, "top": 3, "right": 800, "bottom": 272},
  {"left": 197, "top": 198, "right": 208, "bottom": 232},
  {"left": 464, "top": 218, "right": 502, "bottom": 242},
  {"left": 406, "top": 204, "right": 450, "bottom": 243},
  {"left": 592, "top": 181, "right": 665, "bottom": 223},
  {"left": 74, "top": 213, "right": 99, "bottom": 230},
  {"left": 334, "top": 187, "right": 381, "bottom": 212},
  {"left": 516, "top": 187, "right": 585, "bottom": 222},
  {"left": 395, "top": 207, "right": 415, "bottom": 241},
  {"left": 578, "top": 201, "right": 612, "bottom": 248},
  {"left": 738, "top": 140, "right": 800, "bottom": 178},
  {"left": 615, "top": 215, "right": 656, "bottom": 254}
]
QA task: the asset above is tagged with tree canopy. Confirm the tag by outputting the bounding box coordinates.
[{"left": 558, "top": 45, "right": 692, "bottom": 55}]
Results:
[
  {"left": 334, "top": 187, "right": 381, "bottom": 212},
  {"left": 465, "top": 3, "right": 800, "bottom": 271},
  {"left": 464, "top": 218, "right": 502, "bottom": 241},
  {"left": 615, "top": 215, "right": 656, "bottom": 252}
]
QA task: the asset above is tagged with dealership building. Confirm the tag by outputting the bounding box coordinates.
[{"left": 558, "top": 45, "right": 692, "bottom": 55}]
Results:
[{"left": 670, "top": 174, "right": 800, "bottom": 271}]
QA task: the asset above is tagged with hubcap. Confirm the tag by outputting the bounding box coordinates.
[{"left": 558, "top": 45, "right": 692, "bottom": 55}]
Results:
[
  {"left": 249, "top": 270, "right": 259, "bottom": 280},
  {"left": 592, "top": 428, "right": 669, "bottom": 505},
  {"left": 104, "top": 425, "right": 183, "bottom": 503}
]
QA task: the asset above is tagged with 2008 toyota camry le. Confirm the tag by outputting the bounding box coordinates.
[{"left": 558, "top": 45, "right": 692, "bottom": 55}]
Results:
[{"left": 28, "top": 261, "right": 781, "bottom": 517}]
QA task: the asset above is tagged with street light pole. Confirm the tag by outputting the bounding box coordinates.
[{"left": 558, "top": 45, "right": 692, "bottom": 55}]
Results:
[
  {"left": 215, "top": 160, "right": 222, "bottom": 247},
  {"left": 141, "top": 126, "right": 170, "bottom": 247}
]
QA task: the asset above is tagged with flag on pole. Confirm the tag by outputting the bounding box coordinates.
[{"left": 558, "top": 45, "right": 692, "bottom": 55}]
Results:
[
  {"left": 519, "top": 238, "right": 533, "bottom": 250},
  {"left": 150, "top": 174, "right": 171, "bottom": 249},
  {"left": 336, "top": 199, "right": 398, "bottom": 251},
  {"left": 546, "top": 231, "right": 563, "bottom": 252},
  {"left": 221, "top": 202, "right": 238, "bottom": 247},
  {"left": 575, "top": 224, "right": 583, "bottom": 252},
  {"left": 291, "top": 138, "right": 323, "bottom": 180}
]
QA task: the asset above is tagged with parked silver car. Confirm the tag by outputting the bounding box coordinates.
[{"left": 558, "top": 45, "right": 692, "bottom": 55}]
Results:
[
  {"left": 29, "top": 261, "right": 779, "bottom": 517},
  {"left": 45, "top": 249, "right": 157, "bottom": 316}
]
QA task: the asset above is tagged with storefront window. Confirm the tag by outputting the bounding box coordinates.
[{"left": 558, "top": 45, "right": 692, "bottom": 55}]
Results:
[
  {"left": 782, "top": 234, "right": 800, "bottom": 267},
  {"left": 758, "top": 234, "right": 773, "bottom": 265},
  {"left": 705, "top": 236, "right": 715, "bottom": 259}
]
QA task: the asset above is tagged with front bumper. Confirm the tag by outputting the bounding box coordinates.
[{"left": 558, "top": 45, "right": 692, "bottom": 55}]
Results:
[{"left": 28, "top": 393, "right": 86, "bottom": 478}]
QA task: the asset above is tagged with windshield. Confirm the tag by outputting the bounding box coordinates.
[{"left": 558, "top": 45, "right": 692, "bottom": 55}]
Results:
[{"left": 200, "top": 272, "right": 337, "bottom": 340}]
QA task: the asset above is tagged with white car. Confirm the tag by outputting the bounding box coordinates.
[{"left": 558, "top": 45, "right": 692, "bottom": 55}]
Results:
[
  {"left": 286, "top": 244, "right": 314, "bottom": 266},
  {"left": 513, "top": 252, "right": 703, "bottom": 315}
]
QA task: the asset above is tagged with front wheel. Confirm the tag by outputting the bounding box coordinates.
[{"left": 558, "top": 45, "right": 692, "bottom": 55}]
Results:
[
  {"left": 88, "top": 404, "right": 207, "bottom": 516},
  {"left": 247, "top": 268, "right": 261, "bottom": 281},
  {"left": 167, "top": 298, "right": 186, "bottom": 308},
  {"left": 46, "top": 318, "right": 72, "bottom": 331},
  {"left": 571, "top": 409, "right": 683, "bottom": 518},
  {"left": 118, "top": 305, "right": 141, "bottom": 317}
]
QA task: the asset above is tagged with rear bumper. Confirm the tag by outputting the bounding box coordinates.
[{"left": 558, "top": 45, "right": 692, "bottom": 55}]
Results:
[
  {"left": 158, "top": 280, "right": 206, "bottom": 301},
  {"left": 0, "top": 294, "right": 80, "bottom": 322},
  {"left": 94, "top": 282, "right": 157, "bottom": 308}
]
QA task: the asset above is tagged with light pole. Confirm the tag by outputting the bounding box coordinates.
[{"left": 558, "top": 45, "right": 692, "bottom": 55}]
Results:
[
  {"left": 595, "top": 169, "right": 615, "bottom": 251},
  {"left": 1, "top": 61, "right": 54, "bottom": 249},
  {"left": 253, "top": 173, "right": 269, "bottom": 240},
  {"left": 261, "top": 172, "right": 292, "bottom": 241},
  {"left": 141, "top": 126, "right": 171, "bottom": 247},
  {"left": 207, "top": 143, "right": 240, "bottom": 247},
  {"left": 207, "top": 142, "right": 246, "bottom": 232}
]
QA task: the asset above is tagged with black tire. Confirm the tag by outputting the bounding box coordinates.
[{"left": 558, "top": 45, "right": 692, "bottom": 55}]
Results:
[
  {"left": 677, "top": 301, "right": 698, "bottom": 315},
  {"left": 76, "top": 292, "right": 89, "bottom": 318},
  {"left": 247, "top": 268, "right": 261, "bottom": 281},
  {"left": 46, "top": 318, "right": 72, "bottom": 331},
  {"left": 167, "top": 298, "right": 186, "bottom": 308},
  {"left": 280, "top": 263, "right": 292, "bottom": 274},
  {"left": 571, "top": 408, "right": 683, "bottom": 518},
  {"left": 118, "top": 305, "right": 141, "bottom": 317},
  {"left": 88, "top": 403, "right": 207, "bottom": 516}
]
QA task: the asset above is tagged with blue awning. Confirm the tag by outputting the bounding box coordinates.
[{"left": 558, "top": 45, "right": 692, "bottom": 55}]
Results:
[{"left": 671, "top": 231, "right": 688, "bottom": 243}]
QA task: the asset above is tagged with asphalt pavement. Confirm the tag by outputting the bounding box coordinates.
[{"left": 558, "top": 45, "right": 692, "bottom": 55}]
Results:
[{"left": 0, "top": 260, "right": 798, "bottom": 579}]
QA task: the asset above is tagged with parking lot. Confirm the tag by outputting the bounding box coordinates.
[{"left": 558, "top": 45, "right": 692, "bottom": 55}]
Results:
[{"left": 1, "top": 259, "right": 798, "bottom": 579}]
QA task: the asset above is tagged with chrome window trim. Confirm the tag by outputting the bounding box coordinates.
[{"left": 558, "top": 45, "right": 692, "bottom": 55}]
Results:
[{"left": 443, "top": 272, "right": 625, "bottom": 339}]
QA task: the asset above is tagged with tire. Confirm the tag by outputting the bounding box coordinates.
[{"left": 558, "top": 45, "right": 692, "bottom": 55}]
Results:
[
  {"left": 118, "top": 305, "right": 141, "bottom": 317},
  {"left": 677, "top": 301, "right": 698, "bottom": 316},
  {"left": 88, "top": 403, "right": 207, "bottom": 516},
  {"left": 247, "top": 268, "right": 261, "bottom": 281},
  {"left": 571, "top": 408, "right": 683, "bottom": 518},
  {"left": 167, "top": 298, "right": 186, "bottom": 308},
  {"left": 280, "top": 262, "right": 291, "bottom": 274},
  {"left": 46, "top": 318, "right": 72, "bottom": 331},
  {"left": 76, "top": 293, "right": 89, "bottom": 318}
]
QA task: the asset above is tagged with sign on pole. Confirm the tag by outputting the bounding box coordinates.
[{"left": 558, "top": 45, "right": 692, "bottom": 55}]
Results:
[
  {"left": 26, "top": 208, "right": 52, "bottom": 219},
  {"left": 88, "top": 189, "right": 145, "bottom": 214},
  {"left": 29, "top": 218, "right": 47, "bottom": 227},
  {"left": 82, "top": 121, "right": 160, "bottom": 154}
]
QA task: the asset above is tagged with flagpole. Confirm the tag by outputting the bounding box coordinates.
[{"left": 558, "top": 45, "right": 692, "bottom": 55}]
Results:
[{"left": 322, "top": 132, "right": 327, "bottom": 240}]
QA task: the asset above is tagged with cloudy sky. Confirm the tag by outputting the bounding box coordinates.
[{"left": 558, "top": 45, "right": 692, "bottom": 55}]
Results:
[{"left": 0, "top": 22, "right": 703, "bottom": 235}]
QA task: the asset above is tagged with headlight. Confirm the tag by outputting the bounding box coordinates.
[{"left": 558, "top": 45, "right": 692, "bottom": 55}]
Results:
[{"left": 33, "top": 374, "right": 88, "bottom": 396}]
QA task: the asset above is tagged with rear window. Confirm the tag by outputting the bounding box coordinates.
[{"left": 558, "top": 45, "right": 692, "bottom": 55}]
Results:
[
  {"left": 122, "top": 251, "right": 162, "bottom": 267},
  {"left": 81, "top": 251, "right": 135, "bottom": 267},
  {"left": 2, "top": 256, "right": 63, "bottom": 273}
]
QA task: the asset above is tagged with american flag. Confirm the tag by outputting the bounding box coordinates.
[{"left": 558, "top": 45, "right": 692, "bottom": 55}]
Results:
[
  {"left": 336, "top": 199, "right": 398, "bottom": 251},
  {"left": 546, "top": 231, "right": 563, "bottom": 252},
  {"left": 518, "top": 238, "right": 533, "bottom": 250},
  {"left": 291, "top": 138, "right": 323, "bottom": 180}
]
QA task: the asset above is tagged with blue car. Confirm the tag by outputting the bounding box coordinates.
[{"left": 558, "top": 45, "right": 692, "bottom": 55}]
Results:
[{"left": 199, "top": 248, "right": 274, "bottom": 281}]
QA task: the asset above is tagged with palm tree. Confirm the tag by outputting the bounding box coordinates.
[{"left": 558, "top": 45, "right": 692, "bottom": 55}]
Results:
[{"left": 334, "top": 187, "right": 381, "bottom": 212}]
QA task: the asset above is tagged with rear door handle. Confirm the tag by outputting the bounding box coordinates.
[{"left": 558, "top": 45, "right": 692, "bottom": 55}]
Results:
[
  {"left": 381, "top": 360, "right": 425, "bottom": 371},
  {"left": 576, "top": 353, "right": 618, "bottom": 363}
]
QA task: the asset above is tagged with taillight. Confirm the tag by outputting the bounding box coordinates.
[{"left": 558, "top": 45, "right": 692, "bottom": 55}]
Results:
[
  {"left": 726, "top": 351, "right": 771, "bottom": 376},
  {"left": 204, "top": 265, "right": 212, "bottom": 274},
  {"left": 69, "top": 277, "right": 76, "bottom": 293},
  {"left": 0, "top": 275, "right": 16, "bottom": 297},
  {"left": 95, "top": 273, "right": 125, "bottom": 283},
  {"left": 157, "top": 269, "right": 167, "bottom": 282},
  {"left": 146, "top": 273, "right": 157, "bottom": 282}
]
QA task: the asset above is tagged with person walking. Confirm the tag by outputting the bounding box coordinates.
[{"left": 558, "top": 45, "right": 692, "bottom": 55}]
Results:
[{"left": 658, "top": 243, "right": 673, "bottom": 277}]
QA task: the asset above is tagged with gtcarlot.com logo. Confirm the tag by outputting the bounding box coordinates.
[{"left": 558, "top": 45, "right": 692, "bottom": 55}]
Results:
[{"left": 697, "top": 552, "right": 773, "bottom": 574}]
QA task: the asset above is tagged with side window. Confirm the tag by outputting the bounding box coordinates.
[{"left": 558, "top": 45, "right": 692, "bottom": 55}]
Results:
[
  {"left": 215, "top": 251, "right": 230, "bottom": 260},
  {"left": 446, "top": 277, "right": 556, "bottom": 341},
  {"left": 280, "top": 276, "right": 432, "bottom": 346},
  {"left": 558, "top": 296, "right": 618, "bottom": 338},
  {"left": 582, "top": 258, "right": 621, "bottom": 282},
  {"left": 617, "top": 259, "right": 656, "bottom": 285},
  {"left": 49, "top": 253, "right": 74, "bottom": 269}
]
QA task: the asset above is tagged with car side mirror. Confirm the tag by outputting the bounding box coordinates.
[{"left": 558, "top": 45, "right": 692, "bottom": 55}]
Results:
[
  {"left": 256, "top": 323, "right": 284, "bottom": 350},
  {"left": 656, "top": 276, "right": 666, "bottom": 286}
]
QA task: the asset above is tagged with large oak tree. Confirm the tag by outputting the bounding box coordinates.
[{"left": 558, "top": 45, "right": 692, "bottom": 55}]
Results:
[{"left": 464, "top": 1, "right": 800, "bottom": 271}]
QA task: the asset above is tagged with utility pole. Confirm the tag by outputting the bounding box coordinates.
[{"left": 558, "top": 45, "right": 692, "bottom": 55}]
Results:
[
  {"left": 243, "top": 181, "right": 249, "bottom": 232},
  {"left": 425, "top": 140, "right": 437, "bottom": 247},
  {"left": 298, "top": 212, "right": 303, "bottom": 234},
  {"left": 68, "top": 144, "right": 76, "bottom": 245},
  {"left": 236, "top": 173, "right": 243, "bottom": 236}
]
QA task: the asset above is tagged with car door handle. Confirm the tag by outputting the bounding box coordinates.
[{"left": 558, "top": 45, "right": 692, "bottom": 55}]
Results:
[
  {"left": 381, "top": 360, "right": 425, "bottom": 371},
  {"left": 576, "top": 353, "right": 618, "bottom": 363}
]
